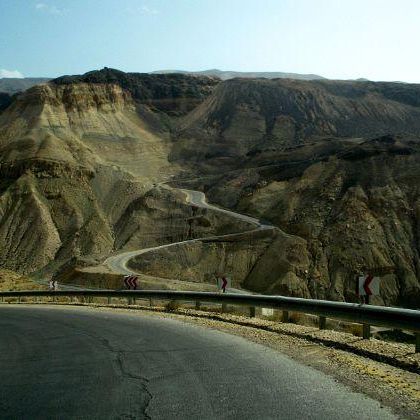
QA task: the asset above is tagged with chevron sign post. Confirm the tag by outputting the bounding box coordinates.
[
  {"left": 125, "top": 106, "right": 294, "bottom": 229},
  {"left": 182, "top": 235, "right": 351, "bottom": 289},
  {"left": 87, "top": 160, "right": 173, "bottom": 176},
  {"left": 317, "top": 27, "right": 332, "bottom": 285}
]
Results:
[
  {"left": 216, "top": 276, "right": 231, "bottom": 293},
  {"left": 357, "top": 273, "right": 380, "bottom": 339},
  {"left": 358, "top": 274, "right": 380, "bottom": 297},
  {"left": 123, "top": 275, "right": 138, "bottom": 290}
]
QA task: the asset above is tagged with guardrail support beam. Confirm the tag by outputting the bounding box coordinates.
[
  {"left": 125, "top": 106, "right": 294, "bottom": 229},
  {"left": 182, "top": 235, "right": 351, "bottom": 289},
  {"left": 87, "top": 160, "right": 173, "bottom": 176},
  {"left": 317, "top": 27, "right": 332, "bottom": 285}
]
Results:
[
  {"left": 107, "top": 296, "right": 111, "bottom": 305},
  {"left": 282, "top": 310, "right": 289, "bottom": 323},
  {"left": 362, "top": 323, "right": 371, "bottom": 339},
  {"left": 319, "top": 316, "right": 327, "bottom": 330},
  {"left": 195, "top": 301, "right": 201, "bottom": 310},
  {"left": 249, "top": 307, "right": 256, "bottom": 318},
  {"left": 221, "top": 302, "right": 228, "bottom": 313}
]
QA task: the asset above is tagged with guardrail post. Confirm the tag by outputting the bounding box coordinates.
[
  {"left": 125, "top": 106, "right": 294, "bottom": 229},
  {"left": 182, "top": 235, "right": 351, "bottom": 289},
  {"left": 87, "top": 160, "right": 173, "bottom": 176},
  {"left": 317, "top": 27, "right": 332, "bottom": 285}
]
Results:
[
  {"left": 362, "top": 323, "right": 371, "bottom": 339},
  {"left": 249, "top": 307, "right": 256, "bottom": 318},
  {"left": 282, "top": 310, "right": 289, "bottom": 323},
  {"left": 416, "top": 333, "right": 420, "bottom": 353},
  {"left": 107, "top": 296, "right": 111, "bottom": 305},
  {"left": 18, "top": 296, "right": 21, "bottom": 303},
  {"left": 195, "top": 301, "right": 201, "bottom": 310},
  {"left": 53, "top": 294, "right": 56, "bottom": 303},
  {"left": 221, "top": 302, "right": 228, "bottom": 313},
  {"left": 319, "top": 316, "right": 327, "bottom": 330},
  {"left": 149, "top": 298, "right": 153, "bottom": 307}
]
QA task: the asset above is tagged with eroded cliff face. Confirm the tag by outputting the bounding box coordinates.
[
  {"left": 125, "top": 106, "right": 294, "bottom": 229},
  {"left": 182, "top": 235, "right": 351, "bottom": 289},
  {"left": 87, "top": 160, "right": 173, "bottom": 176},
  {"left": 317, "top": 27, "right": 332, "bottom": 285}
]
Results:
[
  {"left": 0, "top": 82, "right": 177, "bottom": 178},
  {"left": 0, "top": 76, "right": 247, "bottom": 276},
  {"left": 183, "top": 136, "right": 420, "bottom": 307},
  {"left": 1, "top": 70, "right": 419, "bottom": 307},
  {"left": 172, "top": 78, "right": 420, "bottom": 172},
  {"left": 0, "top": 79, "right": 190, "bottom": 274}
]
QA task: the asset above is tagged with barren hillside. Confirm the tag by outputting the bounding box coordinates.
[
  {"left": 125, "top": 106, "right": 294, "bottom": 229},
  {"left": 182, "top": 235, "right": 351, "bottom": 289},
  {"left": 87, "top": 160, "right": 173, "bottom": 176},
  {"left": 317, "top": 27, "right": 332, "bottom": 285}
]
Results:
[{"left": 0, "top": 69, "right": 419, "bottom": 307}]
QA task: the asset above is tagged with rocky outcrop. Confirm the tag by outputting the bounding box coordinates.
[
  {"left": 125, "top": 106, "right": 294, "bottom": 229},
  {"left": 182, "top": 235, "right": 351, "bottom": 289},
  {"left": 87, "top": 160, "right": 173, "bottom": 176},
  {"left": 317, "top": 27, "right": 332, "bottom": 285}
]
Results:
[{"left": 53, "top": 67, "right": 220, "bottom": 116}]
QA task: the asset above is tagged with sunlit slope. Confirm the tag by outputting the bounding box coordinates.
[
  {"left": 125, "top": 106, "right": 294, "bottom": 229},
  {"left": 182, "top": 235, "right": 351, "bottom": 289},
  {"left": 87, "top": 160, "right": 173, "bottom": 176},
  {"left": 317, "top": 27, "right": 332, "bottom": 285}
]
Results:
[
  {"left": 0, "top": 82, "right": 179, "bottom": 274},
  {"left": 0, "top": 82, "right": 176, "bottom": 178}
]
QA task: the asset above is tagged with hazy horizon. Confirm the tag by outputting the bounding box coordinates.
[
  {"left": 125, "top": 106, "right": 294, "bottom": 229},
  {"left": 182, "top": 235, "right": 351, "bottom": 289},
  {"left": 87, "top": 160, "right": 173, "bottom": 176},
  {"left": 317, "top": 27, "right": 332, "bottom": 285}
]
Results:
[{"left": 1, "top": 0, "right": 420, "bottom": 83}]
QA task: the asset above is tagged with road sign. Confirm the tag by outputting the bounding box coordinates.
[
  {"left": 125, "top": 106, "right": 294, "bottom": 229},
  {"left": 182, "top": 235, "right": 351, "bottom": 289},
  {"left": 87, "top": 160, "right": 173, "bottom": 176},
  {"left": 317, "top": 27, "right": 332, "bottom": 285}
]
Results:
[
  {"left": 358, "top": 274, "right": 380, "bottom": 296},
  {"left": 216, "top": 276, "right": 231, "bottom": 293},
  {"left": 124, "top": 275, "right": 138, "bottom": 290}
]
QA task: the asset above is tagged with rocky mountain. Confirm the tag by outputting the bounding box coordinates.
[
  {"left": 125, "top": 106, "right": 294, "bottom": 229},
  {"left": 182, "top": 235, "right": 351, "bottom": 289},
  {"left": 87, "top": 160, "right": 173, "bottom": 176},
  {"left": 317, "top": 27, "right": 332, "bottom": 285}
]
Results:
[
  {"left": 0, "top": 70, "right": 231, "bottom": 278},
  {"left": 0, "top": 77, "right": 51, "bottom": 95},
  {"left": 153, "top": 69, "right": 325, "bottom": 81},
  {"left": 172, "top": 78, "right": 420, "bottom": 171},
  {"left": 1, "top": 68, "right": 419, "bottom": 308}
]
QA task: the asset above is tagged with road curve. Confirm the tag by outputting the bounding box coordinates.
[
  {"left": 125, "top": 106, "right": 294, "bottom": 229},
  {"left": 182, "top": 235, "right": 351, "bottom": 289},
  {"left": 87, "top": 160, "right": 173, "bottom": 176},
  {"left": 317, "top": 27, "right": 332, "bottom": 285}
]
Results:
[
  {"left": 104, "top": 188, "right": 272, "bottom": 277},
  {"left": 0, "top": 305, "right": 396, "bottom": 419}
]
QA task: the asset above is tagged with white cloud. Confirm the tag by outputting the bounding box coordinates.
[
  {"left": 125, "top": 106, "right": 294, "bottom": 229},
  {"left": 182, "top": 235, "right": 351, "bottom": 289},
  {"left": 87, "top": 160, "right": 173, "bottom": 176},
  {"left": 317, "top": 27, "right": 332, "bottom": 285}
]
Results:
[
  {"left": 140, "top": 5, "right": 159, "bottom": 15},
  {"left": 0, "top": 69, "right": 24, "bottom": 78},
  {"left": 126, "top": 4, "right": 159, "bottom": 15},
  {"left": 35, "top": 2, "right": 65, "bottom": 15}
]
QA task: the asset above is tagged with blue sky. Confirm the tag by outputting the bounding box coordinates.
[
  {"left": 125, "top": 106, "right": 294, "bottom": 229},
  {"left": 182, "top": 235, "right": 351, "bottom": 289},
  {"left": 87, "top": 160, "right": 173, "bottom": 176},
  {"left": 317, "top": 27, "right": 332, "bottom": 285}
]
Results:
[{"left": 1, "top": 0, "right": 419, "bottom": 82}]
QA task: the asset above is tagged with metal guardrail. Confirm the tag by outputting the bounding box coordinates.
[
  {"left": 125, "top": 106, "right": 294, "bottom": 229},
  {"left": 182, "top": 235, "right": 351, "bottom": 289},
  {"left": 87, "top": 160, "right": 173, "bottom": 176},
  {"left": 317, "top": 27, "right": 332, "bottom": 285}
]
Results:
[{"left": 1, "top": 289, "right": 419, "bottom": 335}]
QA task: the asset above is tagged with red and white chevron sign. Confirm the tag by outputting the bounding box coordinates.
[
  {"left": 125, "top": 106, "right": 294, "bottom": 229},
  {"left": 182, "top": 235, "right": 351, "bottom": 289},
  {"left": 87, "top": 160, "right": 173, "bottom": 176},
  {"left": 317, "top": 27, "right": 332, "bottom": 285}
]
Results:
[
  {"left": 123, "top": 275, "right": 138, "bottom": 290},
  {"left": 358, "top": 274, "right": 380, "bottom": 296},
  {"left": 216, "top": 276, "right": 231, "bottom": 293}
]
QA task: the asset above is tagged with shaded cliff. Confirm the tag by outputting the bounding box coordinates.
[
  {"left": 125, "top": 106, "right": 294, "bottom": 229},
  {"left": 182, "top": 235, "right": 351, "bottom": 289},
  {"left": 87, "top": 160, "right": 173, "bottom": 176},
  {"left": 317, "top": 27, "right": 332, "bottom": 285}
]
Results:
[{"left": 172, "top": 78, "right": 420, "bottom": 171}]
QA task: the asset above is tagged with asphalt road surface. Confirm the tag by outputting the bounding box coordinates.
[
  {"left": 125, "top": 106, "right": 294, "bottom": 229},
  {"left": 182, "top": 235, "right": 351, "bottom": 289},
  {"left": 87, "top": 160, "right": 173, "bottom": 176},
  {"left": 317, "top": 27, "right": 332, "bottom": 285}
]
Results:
[{"left": 0, "top": 305, "right": 396, "bottom": 419}]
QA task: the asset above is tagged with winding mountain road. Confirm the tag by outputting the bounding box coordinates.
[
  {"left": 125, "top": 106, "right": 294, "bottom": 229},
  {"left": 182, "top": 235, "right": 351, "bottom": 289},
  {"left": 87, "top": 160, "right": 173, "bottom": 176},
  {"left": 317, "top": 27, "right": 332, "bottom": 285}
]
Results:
[
  {"left": 104, "top": 189, "right": 273, "bottom": 280},
  {"left": 0, "top": 305, "right": 396, "bottom": 419}
]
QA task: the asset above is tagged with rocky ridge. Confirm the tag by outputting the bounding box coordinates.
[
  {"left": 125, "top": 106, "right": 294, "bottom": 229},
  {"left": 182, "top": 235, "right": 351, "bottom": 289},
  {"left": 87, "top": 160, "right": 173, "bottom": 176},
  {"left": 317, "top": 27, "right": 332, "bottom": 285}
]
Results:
[{"left": 1, "top": 69, "right": 419, "bottom": 307}]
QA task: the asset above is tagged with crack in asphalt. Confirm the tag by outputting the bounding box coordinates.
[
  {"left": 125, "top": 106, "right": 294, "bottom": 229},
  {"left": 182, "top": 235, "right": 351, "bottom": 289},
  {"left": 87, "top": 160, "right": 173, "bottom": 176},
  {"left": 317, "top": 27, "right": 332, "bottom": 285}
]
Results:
[
  {"left": 96, "top": 337, "right": 153, "bottom": 420},
  {"left": 13, "top": 312, "right": 154, "bottom": 419}
]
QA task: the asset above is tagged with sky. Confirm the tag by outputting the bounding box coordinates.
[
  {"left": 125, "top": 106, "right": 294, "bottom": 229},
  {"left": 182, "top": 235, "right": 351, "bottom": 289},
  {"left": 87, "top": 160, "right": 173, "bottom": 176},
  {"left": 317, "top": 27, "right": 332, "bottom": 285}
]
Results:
[{"left": 1, "top": 0, "right": 419, "bottom": 82}]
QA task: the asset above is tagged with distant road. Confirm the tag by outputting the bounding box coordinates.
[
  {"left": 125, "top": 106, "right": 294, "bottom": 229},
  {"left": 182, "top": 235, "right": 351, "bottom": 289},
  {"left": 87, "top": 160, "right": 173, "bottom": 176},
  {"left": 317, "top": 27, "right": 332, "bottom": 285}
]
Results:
[
  {"left": 104, "top": 189, "right": 273, "bottom": 287},
  {"left": 0, "top": 305, "right": 396, "bottom": 419}
]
